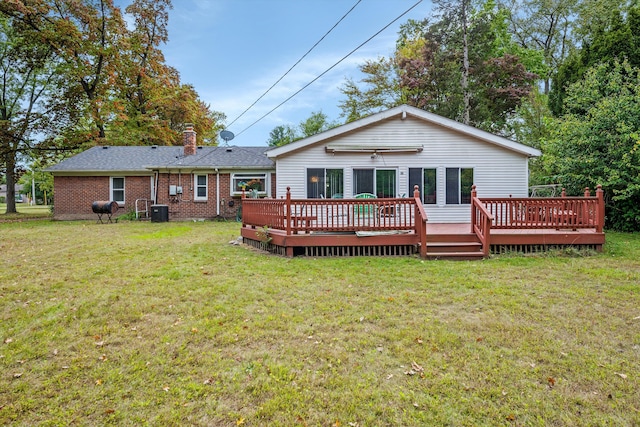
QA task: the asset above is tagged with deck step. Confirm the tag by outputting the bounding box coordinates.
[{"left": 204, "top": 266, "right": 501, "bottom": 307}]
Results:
[
  {"left": 426, "top": 251, "right": 485, "bottom": 260},
  {"left": 425, "top": 238, "right": 485, "bottom": 260}
]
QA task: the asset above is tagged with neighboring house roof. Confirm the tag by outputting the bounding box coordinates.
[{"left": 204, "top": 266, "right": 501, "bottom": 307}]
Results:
[
  {"left": 267, "top": 104, "right": 542, "bottom": 158},
  {"left": 47, "top": 145, "right": 274, "bottom": 174}
]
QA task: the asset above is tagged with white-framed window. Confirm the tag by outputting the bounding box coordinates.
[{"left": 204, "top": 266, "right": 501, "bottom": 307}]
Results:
[
  {"left": 231, "top": 173, "right": 268, "bottom": 196},
  {"left": 353, "top": 168, "right": 397, "bottom": 198},
  {"left": 110, "top": 177, "right": 125, "bottom": 205},
  {"left": 409, "top": 168, "right": 437, "bottom": 204},
  {"left": 194, "top": 174, "right": 208, "bottom": 200},
  {"left": 306, "top": 168, "right": 344, "bottom": 198},
  {"left": 445, "top": 168, "right": 474, "bottom": 204}
]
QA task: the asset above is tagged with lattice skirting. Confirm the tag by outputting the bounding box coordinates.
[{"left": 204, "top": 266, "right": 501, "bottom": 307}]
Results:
[{"left": 490, "top": 244, "right": 600, "bottom": 255}]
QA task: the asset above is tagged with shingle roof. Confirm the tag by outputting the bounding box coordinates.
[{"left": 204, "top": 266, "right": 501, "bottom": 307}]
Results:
[
  {"left": 47, "top": 145, "right": 274, "bottom": 173},
  {"left": 267, "top": 104, "right": 542, "bottom": 158}
]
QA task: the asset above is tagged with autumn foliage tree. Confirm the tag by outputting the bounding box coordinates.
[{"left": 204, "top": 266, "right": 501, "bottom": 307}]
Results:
[
  {"left": 1, "top": 0, "right": 224, "bottom": 212},
  {"left": 339, "top": 0, "right": 539, "bottom": 136}
]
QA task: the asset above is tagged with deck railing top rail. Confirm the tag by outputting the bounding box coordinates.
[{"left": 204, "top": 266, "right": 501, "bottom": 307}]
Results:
[
  {"left": 479, "top": 185, "right": 604, "bottom": 232},
  {"left": 242, "top": 186, "right": 425, "bottom": 235}
]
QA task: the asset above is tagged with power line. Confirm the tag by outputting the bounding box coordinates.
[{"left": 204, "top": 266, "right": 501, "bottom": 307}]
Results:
[
  {"left": 235, "top": 0, "right": 423, "bottom": 138},
  {"left": 225, "top": 0, "right": 363, "bottom": 130}
]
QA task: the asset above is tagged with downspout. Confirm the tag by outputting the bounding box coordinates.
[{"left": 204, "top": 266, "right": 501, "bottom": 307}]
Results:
[
  {"left": 215, "top": 168, "right": 220, "bottom": 216},
  {"left": 153, "top": 171, "right": 159, "bottom": 204},
  {"left": 153, "top": 171, "right": 160, "bottom": 205}
]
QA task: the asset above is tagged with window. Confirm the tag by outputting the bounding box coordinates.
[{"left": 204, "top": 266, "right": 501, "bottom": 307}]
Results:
[
  {"left": 353, "top": 169, "right": 397, "bottom": 198},
  {"left": 194, "top": 174, "right": 207, "bottom": 200},
  {"left": 409, "top": 168, "right": 437, "bottom": 204},
  {"left": 445, "top": 168, "right": 474, "bottom": 204},
  {"left": 307, "top": 168, "right": 344, "bottom": 198},
  {"left": 232, "top": 173, "right": 268, "bottom": 196},
  {"left": 110, "top": 177, "right": 125, "bottom": 205}
]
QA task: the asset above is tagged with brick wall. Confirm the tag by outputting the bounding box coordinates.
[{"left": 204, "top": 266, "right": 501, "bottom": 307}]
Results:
[
  {"left": 53, "top": 171, "right": 277, "bottom": 221},
  {"left": 53, "top": 175, "right": 153, "bottom": 220}
]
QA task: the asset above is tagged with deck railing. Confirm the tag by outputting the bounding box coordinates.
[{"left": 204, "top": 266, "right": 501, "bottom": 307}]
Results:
[
  {"left": 242, "top": 186, "right": 428, "bottom": 236},
  {"left": 479, "top": 185, "right": 604, "bottom": 232},
  {"left": 471, "top": 186, "right": 493, "bottom": 257}
]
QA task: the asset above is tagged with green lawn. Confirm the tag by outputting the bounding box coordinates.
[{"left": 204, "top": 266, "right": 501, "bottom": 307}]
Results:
[
  {"left": 1, "top": 220, "right": 639, "bottom": 426},
  {"left": 0, "top": 203, "right": 52, "bottom": 219}
]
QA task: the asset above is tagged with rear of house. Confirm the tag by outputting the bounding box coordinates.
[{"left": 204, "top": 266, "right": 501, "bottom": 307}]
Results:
[
  {"left": 47, "top": 127, "right": 275, "bottom": 220},
  {"left": 267, "top": 105, "right": 540, "bottom": 223}
]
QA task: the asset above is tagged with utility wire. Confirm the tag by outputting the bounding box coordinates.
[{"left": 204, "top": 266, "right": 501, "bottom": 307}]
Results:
[
  {"left": 235, "top": 0, "right": 423, "bottom": 138},
  {"left": 225, "top": 0, "right": 363, "bottom": 130}
]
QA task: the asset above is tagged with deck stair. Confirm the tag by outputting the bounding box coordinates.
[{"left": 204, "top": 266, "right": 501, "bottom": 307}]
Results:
[{"left": 425, "top": 231, "right": 485, "bottom": 260}]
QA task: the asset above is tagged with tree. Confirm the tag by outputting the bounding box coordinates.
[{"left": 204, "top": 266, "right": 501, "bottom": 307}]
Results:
[
  {"left": 107, "top": 0, "right": 223, "bottom": 146},
  {"left": 0, "top": 14, "right": 69, "bottom": 213},
  {"left": 499, "top": 0, "right": 577, "bottom": 94},
  {"left": 267, "top": 125, "right": 297, "bottom": 147},
  {"left": 1, "top": 0, "right": 225, "bottom": 149},
  {"left": 1, "top": 0, "right": 127, "bottom": 147},
  {"left": 549, "top": 3, "right": 640, "bottom": 115},
  {"left": 267, "top": 111, "right": 338, "bottom": 147},
  {"left": 341, "top": 0, "right": 540, "bottom": 136},
  {"left": 543, "top": 60, "right": 640, "bottom": 231},
  {"left": 338, "top": 57, "right": 401, "bottom": 123}
]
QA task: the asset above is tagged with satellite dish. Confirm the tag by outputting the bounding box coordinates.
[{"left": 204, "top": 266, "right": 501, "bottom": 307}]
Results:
[{"left": 220, "top": 130, "right": 235, "bottom": 143}]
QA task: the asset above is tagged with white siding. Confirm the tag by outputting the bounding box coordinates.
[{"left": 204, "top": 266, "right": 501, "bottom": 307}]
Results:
[{"left": 274, "top": 116, "right": 532, "bottom": 223}]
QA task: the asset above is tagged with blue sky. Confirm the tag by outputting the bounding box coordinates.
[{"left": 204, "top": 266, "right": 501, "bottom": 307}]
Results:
[{"left": 126, "top": 0, "right": 433, "bottom": 146}]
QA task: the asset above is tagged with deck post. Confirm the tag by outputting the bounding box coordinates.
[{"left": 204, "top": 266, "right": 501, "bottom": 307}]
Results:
[
  {"left": 596, "top": 185, "right": 604, "bottom": 233},
  {"left": 413, "top": 185, "right": 428, "bottom": 258},
  {"left": 470, "top": 185, "right": 477, "bottom": 233},
  {"left": 285, "top": 187, "right": 292, "bottom": 236},
  {"left": 561, "top": 188, "right": 566, "bottom": 198}
]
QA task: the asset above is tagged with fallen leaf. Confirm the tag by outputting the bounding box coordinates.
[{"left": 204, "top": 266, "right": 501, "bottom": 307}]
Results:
[
  {"left": 476, "top": 337, "right": 484, "bottom": 342},
  {"left": 162, "top": 385, "right": 170, "bottom": 392},
  {"left": 95, "top": 379, "right": 102, "bottom": 385},
  {"left": 413, "top": 402, "right": 419, "bottom": 408},
  {"left": 506, "top": 414, "right": 515, "bottom": 421},
  {"left": 4, "top": 338, "right": 13, "bottom": 344},
  {"left": 95, "top": 341, "right": 104, "bottom": 347},
  {"left": 547, "top": 377, "right": 556, "bottom": 387},
  {"left": 414, "top": 337, "right": 423, "bottom": 344},
  {"left": 615, "top": 372, "right": 627, "bottom": 379},
  {"left": 236, "top": 417, "right": 245, "bottom": 426},
  {"left": 13, "top": 373, "right": 22, "bottom": 378}
]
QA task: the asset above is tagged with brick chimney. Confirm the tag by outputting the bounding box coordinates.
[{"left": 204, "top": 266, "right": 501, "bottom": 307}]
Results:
[{"left": 183, "top": 124, "right": 196, "bottom": 156}]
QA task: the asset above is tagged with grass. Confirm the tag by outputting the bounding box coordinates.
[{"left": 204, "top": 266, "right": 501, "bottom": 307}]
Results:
[
  {"left": 0, "top": 203, "right": 52, "bottom": 220},
  {"left": 1, "top": 220, "right": 639, "bottom": 426}
]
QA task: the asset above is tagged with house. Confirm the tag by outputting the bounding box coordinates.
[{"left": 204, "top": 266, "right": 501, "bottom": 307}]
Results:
[
  {"left": 0, "top": 184, "right": 25, "bottom": 203},
  {"left": 47, "top": 126, "right": 275, "bottom": 220},
  {"left": 240, "top": 105, "right": 604, "bottom": 258},
  {"left": 266, "top": 104, "right": 541, "bottom": 223}
]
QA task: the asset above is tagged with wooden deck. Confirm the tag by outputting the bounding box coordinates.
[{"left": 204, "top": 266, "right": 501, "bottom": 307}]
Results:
[{"left": 241, "top": 186, "right": 605, "bottom": 259}]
